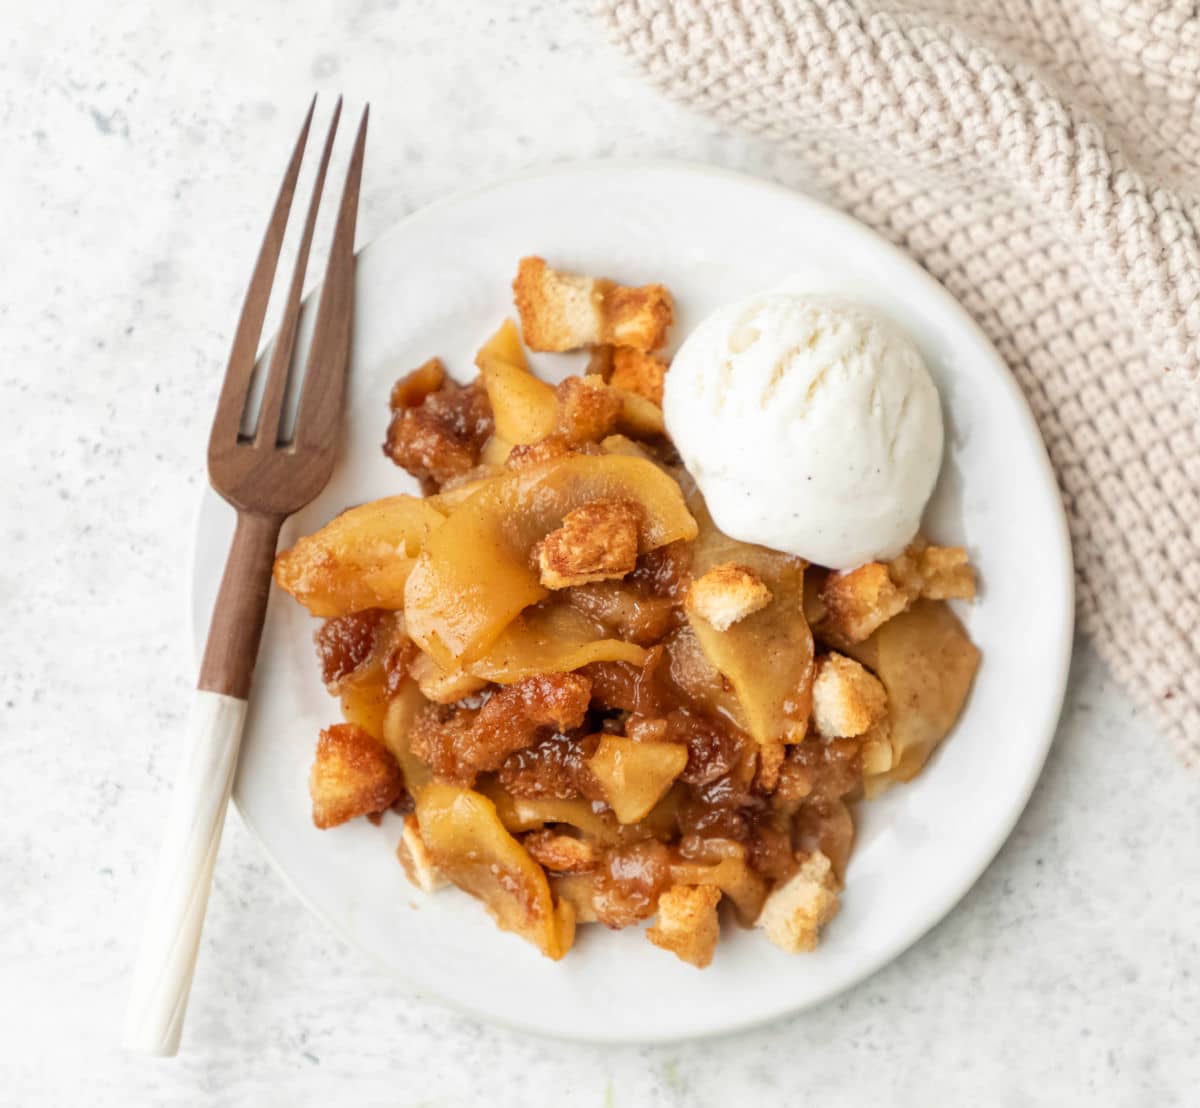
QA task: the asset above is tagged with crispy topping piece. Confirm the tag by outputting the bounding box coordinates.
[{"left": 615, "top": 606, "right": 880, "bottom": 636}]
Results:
[
  {"left": 513, "top": 256, "right": 673, "bottom": 353},
  {"left": 538, "top": 499, "right": 641, "bottom": 589},
  {"left": 819, "top": 543, "right": 977, "bottom": 645},
  {"left": 506, "top": 433, "right": 574, "bottom": 470},
  {"left": 890, "top": 542, "right": 977, "bottom": 601},
  {"left": 554, "top": 376, "right": 623, "bottom": 445},
  {"left": 383, "top": 377, "right": 494, "bottom": 490},
  {"left": 817, "top": 562, "right": 910, "bottom": 645},
  {"left": 389, "top": 357, "right": 447, "bottom": 410},
  {"left": 647, "top": 884, "right": 722, "bottom": 968},
  {"left": 687, "top": 562, "right": 774, "bottom": 631},
  {"left": 522, "top": 830, "right": 598, "bottom": 873},
  {"left": 755, "top": 851, "right": 840, "bottom": 953},
  {"left": 315, "top": 609, "right": 389, "bottom": 688},
  {"left": 310, "top": 723, "right": 406, "bottom": 830},
  {"left": 609, "top": 347, "right": 667, "bottom": 406},
  {"left": 811, "top": 652, "right": 888, "bottom": 738},
  {"left": 498, "top": 732, "right": 601, "bottom": 800},
  {"left": 409, "top": 673, "right": 592, "bottom": 785}
]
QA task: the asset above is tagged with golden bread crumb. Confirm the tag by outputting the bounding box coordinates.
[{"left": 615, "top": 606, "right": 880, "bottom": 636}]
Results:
[
  {"left": 687, "top": 562, "right": 774, "bottom": 631},
  {"left": 756, "top": 851, "right": 840, "bottom": 953},
  {"left": 609, "top": 347, "right": 667, "bottom": 405},
  {"left": 647, "top": 884, "right": 722, "bottom": 968},
  {"left": 310, "top": 723, "right": 405, "bottom": 830},
  {"left": 538, "top": 499, "right": 641, "bottom": 588},
  {"left": 522, "top": 830, "right": 598, "bottom": 873},
  {"left": 811, "top": 652, "right": 888, "bottom": 738},
  {"left": 513, "top": 256, "right": 672, "bottom": 353}
]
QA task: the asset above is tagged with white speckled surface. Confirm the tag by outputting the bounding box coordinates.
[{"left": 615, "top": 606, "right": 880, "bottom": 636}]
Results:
[{"left": 2, "top": 1, "right": 1197, "bottom": 1103}]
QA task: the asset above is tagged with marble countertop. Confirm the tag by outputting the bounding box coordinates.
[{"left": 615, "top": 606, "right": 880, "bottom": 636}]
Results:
[{"left": 3, "top": 1, "right": 1197, "bottom": 1104}]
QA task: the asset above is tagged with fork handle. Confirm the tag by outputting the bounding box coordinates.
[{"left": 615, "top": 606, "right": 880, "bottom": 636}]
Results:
[{"left": 123, "top": 511, "right": 282, "bottom": 1055}]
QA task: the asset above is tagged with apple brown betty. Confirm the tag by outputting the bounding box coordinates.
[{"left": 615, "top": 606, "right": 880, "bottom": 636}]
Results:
[{"left": 273, "top": 257, "right": 981, "bottom": 967}]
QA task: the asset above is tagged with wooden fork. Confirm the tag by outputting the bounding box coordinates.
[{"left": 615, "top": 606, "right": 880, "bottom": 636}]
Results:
[{"left": 123, "top": 97, "right": 368, "bottom": 1056}]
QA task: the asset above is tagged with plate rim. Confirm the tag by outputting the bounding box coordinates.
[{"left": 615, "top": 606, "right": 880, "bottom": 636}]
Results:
[{"left": 189, "top": 157, "right": 1076, "bottom": 1043}]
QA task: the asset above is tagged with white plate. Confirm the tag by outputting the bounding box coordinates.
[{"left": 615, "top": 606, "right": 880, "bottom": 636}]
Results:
[{"left": 192, "top": 162, "right": 1073, "bottom": 1042}]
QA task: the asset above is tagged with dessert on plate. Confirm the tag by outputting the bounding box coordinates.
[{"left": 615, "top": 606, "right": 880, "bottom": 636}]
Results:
[{"left": 272, "top": 256, "right": 980, "bottom": 967}]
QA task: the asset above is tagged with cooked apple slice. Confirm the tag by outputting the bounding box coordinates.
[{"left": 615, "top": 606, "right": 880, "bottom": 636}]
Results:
[
  {"left": 274, "top": 495, "right": 446, "bottom": 617},
  {"left": 684, "top": 496, "right": 814, "bottom": 745},
  {"left": 381, "top": 679, "right": 433, "bottom": 796},
  {"left": 612, "top": 386, "right": 665, "bottom": 437},
  {"left": 841, "top": 599, "right": 980, "bottom": 786},
  {"left": 404, "top": 454, "right": 697, "bottom": 668},
  {"left": 415, "top": 782, "right": 575, "bottom": 959},
  {"left": 586, "top": 735, "right": 688, "bottom": 824},
  {"left": 480, "top": 434, "right": 515, "bottom": 466},
  {"left": 480, "top": 781, "right": 618, "bottom": 841},
  {"left": 550, "top": 873, "right": 600, "bottom": 923},
  {"left": 476, "top": 319, "right": 558, "bottom": 445},
  {"left": 469, "top": 601, "right": 646, "bottom": 683}
]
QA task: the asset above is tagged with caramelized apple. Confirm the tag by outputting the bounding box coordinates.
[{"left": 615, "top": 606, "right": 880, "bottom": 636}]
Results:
[
  {"left": 612, "top": 386, "right": 665, "bottom": 438},
  {"left": 842, "top": 599, "right": 980, "bottom": 786},
  {"left": 404, "top": 454, "right": 698, "bottom": 668},
  {"left": 469, "top": 600, "right": 646, "bottom": 683},
  {"left": 684, "top": 497, "right": 814, "bottom": 746},
  {"left": 382, "top": 679, "right": 433, "bottom": 796},
  {"left": 481, "top": 780, "right": 618, "bottom": 841},
  {"left": 586, "top": 736, "right": 688, "bottom": 824},
  {"left": 274, "top": 496, "right": 446, "bottom": 617},
  {"left": 415, "top": 781, "right": 575, "bottom": 958},
  {"left": 476, "top": 319, "right": 558, "bottom": 445}
]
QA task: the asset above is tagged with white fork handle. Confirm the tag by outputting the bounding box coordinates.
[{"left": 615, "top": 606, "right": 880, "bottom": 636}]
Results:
[{"left": 122, "top": 691, "right": 248, "bottom": 1056}]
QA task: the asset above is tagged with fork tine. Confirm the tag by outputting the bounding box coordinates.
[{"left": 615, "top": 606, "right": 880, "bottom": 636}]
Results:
[
  {"left": 294, "top": 104, "right": 369, "bottom": 449},
  {"left": 208, "top": 95, "right": 316, "bottom": 451},
  {"left": 252, "top": 97, "right": 343, "bottom": 448}
]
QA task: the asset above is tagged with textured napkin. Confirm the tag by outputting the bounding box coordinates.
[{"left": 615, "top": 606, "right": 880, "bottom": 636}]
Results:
[{"left": 605, "top": 0, "right": 1200, "bottom": 759}]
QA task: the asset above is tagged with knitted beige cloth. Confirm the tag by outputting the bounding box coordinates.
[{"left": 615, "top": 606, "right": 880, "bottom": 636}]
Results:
[{"left": 605, "top": 0, "right": 1200, "bottom": 759}]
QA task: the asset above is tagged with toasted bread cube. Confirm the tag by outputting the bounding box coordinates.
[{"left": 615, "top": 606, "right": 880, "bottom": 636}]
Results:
[
  {"left": 396, "top": 813, "right": 448, "bottom": 893},
  {"left": 609, "top": 347, "right": 667, "bottom": 406},
  {"left": 756, "top": 851, "right": 840, "bottom": 953},
  {"left": 888, "top": 541, "right": 976, "bottom": 601},
  {"left": 522, "top": 830, "right": 598, "bottom": 873},
  {"left": 818, "top": 562, "right": 911, "bottom": 645},
  {"left": 915, "top": 546, "right": 976, "bottom": 600},
  {"left": 310, "top": 723, "right": 406, "bottom": 830},
  {"left": 811, "top": 652, "right": 888, "bottom": 738},
  {"left": 647, "top": 884, "right": 722, "bottom": 968},
  {"left": 687, "top": 562, "right": 774, "bottom": 631},
  {"left": 554, "top": 376, "right": 623, "bottom": 445},
  {"left": 513, "top": 257, "right": 601, "bottom": 352},
  {"left": 603, "top": 281, "right": 674, "bottom": 352},
  {"left": 513, "top": 257, "right": 672, "bottom": 353},
  {"left": 537, "top": 498, "right": 641, "bottom": 588}
]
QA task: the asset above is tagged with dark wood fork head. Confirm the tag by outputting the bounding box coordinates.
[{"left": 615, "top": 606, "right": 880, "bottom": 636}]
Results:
[
  {"left": 207, "top": 96, "right": 368, "bottom": 517},
  {"left": 198, "top": 98, "right": 367, "bottom": 700}
]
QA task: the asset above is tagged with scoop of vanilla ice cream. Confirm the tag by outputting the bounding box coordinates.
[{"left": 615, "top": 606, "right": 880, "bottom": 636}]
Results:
[{"left": 663, "top": 292, "right": 943, "bottom": 570}]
